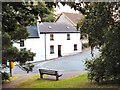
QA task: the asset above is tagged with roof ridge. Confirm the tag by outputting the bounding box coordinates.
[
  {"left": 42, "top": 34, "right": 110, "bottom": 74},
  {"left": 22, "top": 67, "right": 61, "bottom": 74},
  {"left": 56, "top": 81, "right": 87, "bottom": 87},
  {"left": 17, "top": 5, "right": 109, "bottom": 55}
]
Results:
[{"left": 62, "top": 12, "right": 81, "bottom": 14}]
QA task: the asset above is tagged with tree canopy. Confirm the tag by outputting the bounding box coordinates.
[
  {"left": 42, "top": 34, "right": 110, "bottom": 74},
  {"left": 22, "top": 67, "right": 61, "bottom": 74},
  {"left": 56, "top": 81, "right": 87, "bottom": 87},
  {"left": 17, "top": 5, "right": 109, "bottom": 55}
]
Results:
[
  {"left": 74, "top": 2, "right": 120, "bottom": 83},
  {"left": 31, "top": 1, "right": 120, "bottom": 83},
  {"left": 2, "top": 1, "right": 55, "bottom": 76}
]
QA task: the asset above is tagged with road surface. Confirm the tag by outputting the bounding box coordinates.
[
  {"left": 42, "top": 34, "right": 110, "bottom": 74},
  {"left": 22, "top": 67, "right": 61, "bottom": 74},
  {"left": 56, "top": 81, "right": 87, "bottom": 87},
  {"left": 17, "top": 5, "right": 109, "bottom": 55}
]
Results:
[{"left": 12, "top": 48, "right": 99, "bottom": 75}]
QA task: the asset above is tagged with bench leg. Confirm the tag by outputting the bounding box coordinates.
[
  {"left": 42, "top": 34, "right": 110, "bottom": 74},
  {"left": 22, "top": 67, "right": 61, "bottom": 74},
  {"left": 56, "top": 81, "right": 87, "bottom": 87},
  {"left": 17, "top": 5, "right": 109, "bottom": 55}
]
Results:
[
  {"left": 56, "top": 74, "right": 62, "bottom": 81},
  {"left": 40, "top": 74, "right": 43, "bottom": 78},
  {"left": 56, "top": 76, "right": 59, "bottom": 81}
]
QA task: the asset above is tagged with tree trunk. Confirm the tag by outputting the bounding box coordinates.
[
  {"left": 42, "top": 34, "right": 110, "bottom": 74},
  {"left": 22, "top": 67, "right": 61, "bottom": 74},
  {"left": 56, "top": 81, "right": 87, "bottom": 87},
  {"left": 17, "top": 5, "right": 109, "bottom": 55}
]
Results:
[{"left": 9, "top": 61, "right": 12, "bottom": 77}]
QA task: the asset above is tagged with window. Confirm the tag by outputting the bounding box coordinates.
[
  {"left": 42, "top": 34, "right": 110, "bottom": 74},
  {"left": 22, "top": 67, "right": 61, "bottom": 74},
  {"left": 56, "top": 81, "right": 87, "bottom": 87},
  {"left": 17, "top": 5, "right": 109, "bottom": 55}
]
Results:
[
  {"left": 74, "top": 44, "right": 77, "bottom": 51},
  {"left": 20, "top": 40, "right": 24, "bottom": 47},
  {"left": 50, "top": 34, "right": 54, "bottom": 40},
  {"left": 67, "top": 34, "right": 70, "bottom": 40},
  {"left": 50, "top": 45, "right": 54, "bottom": 54}
]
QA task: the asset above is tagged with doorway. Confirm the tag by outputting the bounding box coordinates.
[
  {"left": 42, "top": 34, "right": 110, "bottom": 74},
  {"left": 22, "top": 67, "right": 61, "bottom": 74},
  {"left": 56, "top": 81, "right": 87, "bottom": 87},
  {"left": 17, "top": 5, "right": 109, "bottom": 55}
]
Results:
[{"left": 58, "top": 45, "right": 62, "bottom": 57}]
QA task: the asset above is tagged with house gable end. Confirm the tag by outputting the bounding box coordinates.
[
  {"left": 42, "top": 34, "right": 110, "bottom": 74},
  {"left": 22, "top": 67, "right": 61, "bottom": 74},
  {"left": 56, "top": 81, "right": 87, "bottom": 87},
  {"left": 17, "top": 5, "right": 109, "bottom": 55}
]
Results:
[{"left": 55, "top": 12, "right": 84, "bottom": 27}]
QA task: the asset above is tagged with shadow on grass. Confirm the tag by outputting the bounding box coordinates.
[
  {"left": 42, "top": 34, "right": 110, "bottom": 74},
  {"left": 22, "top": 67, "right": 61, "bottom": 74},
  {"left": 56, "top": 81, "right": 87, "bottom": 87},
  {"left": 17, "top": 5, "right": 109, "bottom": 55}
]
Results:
[{"left": 37, "top": 78, "right": 57, "bottom": 81}]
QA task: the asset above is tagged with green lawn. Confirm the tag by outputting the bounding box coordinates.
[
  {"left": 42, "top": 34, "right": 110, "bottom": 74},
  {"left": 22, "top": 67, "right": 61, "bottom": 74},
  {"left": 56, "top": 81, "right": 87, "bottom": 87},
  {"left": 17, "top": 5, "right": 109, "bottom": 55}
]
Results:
[{"left": 12, "top": 74, "right": 120, "bottom": 88}]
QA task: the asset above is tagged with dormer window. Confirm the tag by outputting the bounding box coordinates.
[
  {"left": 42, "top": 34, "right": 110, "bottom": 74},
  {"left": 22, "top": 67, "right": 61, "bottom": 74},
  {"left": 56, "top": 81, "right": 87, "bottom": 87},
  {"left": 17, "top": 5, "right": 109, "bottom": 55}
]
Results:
[
  {"left": 48, "top": 26, "right": 52, "bottom": 29},
  {"left": 50, "top": 34, "right": 54, "bottom": 41},
  {"left": 67, "top": 34, "right": 70, "bottom": 40},
  {"left": 66, "top": 26, "right": 69, "bottom": 29}
]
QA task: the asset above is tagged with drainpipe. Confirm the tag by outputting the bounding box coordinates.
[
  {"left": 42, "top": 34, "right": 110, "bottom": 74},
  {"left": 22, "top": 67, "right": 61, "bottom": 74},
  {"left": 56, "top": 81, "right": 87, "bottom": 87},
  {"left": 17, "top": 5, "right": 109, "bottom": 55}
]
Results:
[{"left": 45, "top": 33, "right": 47, "bottom": 60}]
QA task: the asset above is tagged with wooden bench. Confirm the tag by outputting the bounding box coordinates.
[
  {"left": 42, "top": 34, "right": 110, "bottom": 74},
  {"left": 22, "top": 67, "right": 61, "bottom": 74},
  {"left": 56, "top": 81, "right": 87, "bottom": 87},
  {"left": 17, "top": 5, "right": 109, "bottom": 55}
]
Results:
[{"left": 39, "top": 69, "right": 63, "bottom": 81}]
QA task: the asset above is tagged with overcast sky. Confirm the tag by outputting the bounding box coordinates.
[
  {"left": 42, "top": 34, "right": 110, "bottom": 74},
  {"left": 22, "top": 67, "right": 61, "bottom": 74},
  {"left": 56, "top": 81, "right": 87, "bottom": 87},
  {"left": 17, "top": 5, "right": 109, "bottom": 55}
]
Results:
[{"left": 54, "top": 2, "right": 79, "bottom": 15}]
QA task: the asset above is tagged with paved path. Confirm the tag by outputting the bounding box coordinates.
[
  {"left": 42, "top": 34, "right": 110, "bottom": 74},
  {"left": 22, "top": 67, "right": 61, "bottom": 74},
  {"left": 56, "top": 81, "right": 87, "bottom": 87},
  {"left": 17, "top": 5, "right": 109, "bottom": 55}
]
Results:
[{"left": 2, "top": 74, "right": 35, "bottom": 88}]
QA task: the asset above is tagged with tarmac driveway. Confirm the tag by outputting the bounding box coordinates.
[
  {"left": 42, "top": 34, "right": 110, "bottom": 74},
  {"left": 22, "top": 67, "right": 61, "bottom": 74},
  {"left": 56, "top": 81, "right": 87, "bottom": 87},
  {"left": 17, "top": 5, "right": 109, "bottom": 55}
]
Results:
[
  {"left": 38, "top": 48, "right": 99, "bottom": 74},
  {"left": 13, "top": 48, "right": 99, "bottom": 75}
]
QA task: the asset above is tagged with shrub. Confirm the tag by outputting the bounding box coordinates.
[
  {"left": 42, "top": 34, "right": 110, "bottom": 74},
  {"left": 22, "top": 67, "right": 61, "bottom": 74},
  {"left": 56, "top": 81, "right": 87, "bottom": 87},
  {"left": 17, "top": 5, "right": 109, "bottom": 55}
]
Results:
[
  {"left": 85, "top": 55, "right": 120, "bottom": 84},
  {"left": 1, "top": 71, "right": 10, "bottom": 82},
  {"left": 85, "top": 56, "right": 105, "bottom": 83}
]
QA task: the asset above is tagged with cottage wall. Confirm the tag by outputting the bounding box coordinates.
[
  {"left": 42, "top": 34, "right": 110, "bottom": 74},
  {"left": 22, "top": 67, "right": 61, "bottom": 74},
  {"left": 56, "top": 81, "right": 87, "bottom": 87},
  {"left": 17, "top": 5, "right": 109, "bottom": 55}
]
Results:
[
  {"left": 13, "top": 35, "right": 45, "bottom": 62},
  {"left": 13, "top": 33, "right": 82, "bottom": 62},
  {"left": 45, "top": 33, "right": 82, "bottom": 60}
]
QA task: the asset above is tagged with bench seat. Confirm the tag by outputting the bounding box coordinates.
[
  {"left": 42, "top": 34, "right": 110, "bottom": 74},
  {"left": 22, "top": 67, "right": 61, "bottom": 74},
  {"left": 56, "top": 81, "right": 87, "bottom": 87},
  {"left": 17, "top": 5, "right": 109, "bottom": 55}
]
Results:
[{"left": 39, "top": 69, "right": 62, "bottom": 81}]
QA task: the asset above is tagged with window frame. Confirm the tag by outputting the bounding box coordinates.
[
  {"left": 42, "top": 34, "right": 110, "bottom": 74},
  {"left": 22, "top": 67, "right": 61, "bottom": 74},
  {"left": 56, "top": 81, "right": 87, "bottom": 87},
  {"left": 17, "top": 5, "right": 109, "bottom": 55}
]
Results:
[
  {"left": 50, "top": 34, "right": 54, "bottom": 41},
  {"left": 20, "top": 40, "right": 24, "bottom": 47},
  {"left": 50, "top": 45, "right": 54, "bottom": 54},
  {"left": 74, "top": 44, "right": 77, "bottom": 51},
  {"left": 67, "top": 34, "right": 70, "bottom": 40}
]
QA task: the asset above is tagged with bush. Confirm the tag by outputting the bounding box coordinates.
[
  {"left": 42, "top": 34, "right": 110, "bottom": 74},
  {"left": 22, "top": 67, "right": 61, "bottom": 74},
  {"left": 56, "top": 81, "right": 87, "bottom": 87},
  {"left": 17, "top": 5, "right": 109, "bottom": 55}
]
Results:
[
  {"left": 1, "top": 71, "right": 10, "bottom": 82},
  {"left": 85, "top": 55, "right": 120, "bottom": 84},
  {"left": 21, "top": 63, "right": 34, "bottom": 73},
  {"left": 85, "top": 56, "right": 105, "bottom": 83}
]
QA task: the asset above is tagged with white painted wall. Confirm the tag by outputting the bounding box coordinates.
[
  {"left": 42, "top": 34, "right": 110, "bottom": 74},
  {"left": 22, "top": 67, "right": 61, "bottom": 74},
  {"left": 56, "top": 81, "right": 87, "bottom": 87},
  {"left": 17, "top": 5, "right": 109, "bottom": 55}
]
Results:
[
  {"left": 13, "top": 36, "right": 45, "bottom": 62},
  {"left": 13, "top": 33, "right": 82, "bottom": 62},
  {"left": 25, "top": 38, "right": 45, "bottom": 61},
  {"left": 45, "top": 33, "right": 82, "bottom": 60}
]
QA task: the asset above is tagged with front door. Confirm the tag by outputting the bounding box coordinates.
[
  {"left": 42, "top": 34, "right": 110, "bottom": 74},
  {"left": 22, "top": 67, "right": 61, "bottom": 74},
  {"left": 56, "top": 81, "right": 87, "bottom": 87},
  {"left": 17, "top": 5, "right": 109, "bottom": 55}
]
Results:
[{"left": 58, "top": 45, "right": 62, "bottom": 57}]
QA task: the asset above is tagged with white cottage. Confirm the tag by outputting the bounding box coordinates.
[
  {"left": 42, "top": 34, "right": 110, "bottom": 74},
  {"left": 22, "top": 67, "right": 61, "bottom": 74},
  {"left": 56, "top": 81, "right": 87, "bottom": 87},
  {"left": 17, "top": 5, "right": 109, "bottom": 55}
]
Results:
[{"left": 14, "top": 22, "right": 82, "bottom": 62}]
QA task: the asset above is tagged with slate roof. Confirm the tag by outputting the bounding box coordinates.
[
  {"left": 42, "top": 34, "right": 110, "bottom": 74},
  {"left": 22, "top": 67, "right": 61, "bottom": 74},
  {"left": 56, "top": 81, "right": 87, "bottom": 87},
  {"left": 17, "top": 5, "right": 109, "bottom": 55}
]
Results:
[
  {"left": 27, "top": 26, "right": 39, "bottom": 38},
  {"left": 27, "top": 23, "right": 80, "bottom": 38},
  {"left": 55, "top": 12, "right": 84, "bottom": 26},
  {"left": 38, "top": 22, "right": 80, "bottom": 34}
]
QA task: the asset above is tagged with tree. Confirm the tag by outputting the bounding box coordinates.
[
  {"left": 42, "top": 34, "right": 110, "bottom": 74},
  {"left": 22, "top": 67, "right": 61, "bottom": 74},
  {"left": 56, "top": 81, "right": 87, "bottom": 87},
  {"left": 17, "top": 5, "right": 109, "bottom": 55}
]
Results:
[
  {"left": 74, "top": 2, "right": 120, "bottom": 83},
  {"left": 2, "top": 2, "right": 54, "bottom": 76},
  {"left": 63, "top": 1, "right": 120, "bottom": 83}
]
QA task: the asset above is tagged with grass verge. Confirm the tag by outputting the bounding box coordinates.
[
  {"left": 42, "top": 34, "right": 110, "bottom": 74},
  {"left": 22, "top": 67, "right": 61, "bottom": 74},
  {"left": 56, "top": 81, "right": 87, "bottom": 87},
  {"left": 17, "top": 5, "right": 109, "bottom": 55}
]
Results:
[{"left": 11, "top": 74, "right": 120, "bottom": 88}]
